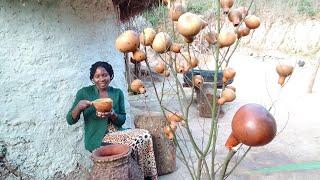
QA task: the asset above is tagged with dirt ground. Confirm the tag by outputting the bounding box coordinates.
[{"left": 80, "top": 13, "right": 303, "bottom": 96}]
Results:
[{"left": 129, "top": 47, "right": 320, "bottom": 180}]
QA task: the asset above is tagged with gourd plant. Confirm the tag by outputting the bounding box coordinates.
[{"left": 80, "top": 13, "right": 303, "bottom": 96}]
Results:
[{"left": 116, "top": 0, "right": 293, "bottom": 179}]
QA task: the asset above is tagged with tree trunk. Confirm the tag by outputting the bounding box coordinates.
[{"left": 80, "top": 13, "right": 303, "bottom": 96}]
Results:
[{"left": 307, "top": 59, "right": 320, "bottom": 93}]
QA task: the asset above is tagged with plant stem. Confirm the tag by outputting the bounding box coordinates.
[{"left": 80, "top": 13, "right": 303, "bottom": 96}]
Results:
[
  {"left": 175, "top": 138, "right": 196, "bottom": 180},
  {"left": 224, "top": 147, "right": 251, "bottom": 178},
  {"left": 218, "top": 149, "right": 236, "bottom": 180}
]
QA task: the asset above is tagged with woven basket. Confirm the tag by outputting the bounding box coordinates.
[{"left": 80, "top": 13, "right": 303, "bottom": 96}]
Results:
[{"left": 91, "top": 144, "right": 143, "bottom": 180}]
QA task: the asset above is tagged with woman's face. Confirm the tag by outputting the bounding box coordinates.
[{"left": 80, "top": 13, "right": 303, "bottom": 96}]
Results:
[{"left": 92, "top": 67, "right": 111, "bottom": 90}]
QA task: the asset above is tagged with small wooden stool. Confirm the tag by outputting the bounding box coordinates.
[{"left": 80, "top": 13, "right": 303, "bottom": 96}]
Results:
[{"left": 195, "top": 82, "right": 222, "bottom": 118}]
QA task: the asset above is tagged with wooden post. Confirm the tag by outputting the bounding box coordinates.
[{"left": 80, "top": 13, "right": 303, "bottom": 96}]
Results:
[{"left": 134, "top": 111, "right": 176, "bottom": 175}]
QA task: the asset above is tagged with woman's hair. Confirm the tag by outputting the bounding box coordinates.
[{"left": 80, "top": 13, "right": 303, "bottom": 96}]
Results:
[{"left": 90, "top": 61, "right": 114, "bottom": 80}]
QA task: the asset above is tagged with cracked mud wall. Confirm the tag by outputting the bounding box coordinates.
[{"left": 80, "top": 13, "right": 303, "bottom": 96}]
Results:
[
  {"left": 0, "top": 0, "right": 131, "bottom": 179},
  {"left": 240, "top": 16, "right": 320, "bottom": 58}
]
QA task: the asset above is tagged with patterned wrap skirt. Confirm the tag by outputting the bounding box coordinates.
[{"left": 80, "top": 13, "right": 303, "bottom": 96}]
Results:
[{"left": 102, "top": 123, "right": 158, "bottom": 179}]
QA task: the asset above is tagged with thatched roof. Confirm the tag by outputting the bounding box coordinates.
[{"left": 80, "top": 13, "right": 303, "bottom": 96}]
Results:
[{"left": 113, "top": 0, "right": 159, "bottom": 21}]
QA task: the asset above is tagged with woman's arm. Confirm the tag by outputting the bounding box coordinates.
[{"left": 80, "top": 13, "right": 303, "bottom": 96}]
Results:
[
  {"left": 66, "top": 89, "right": 91, "bottom": 125},
  {"left": 110, "top": 89, "right": 126, "bottom": 127}
]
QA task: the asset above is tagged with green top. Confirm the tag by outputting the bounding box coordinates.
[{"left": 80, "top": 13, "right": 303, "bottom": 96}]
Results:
[{"left": 66, "top": 85, "right": 126, "bottom": 152}]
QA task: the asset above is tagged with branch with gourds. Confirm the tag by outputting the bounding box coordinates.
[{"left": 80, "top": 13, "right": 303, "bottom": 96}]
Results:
[{"left": 115, "top": 0, "right": 294, "bottom": 179}]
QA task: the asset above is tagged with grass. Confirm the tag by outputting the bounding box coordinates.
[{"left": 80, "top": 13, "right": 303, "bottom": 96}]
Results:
[
  {"left": 187, "top": 1, "right": 213, "bottom": 14},
  {"left": 142, "top": 0, "right": 318, "bottom": 30},
  {"left": 142, "top": 5, "right": 168, "bottom": 28}
]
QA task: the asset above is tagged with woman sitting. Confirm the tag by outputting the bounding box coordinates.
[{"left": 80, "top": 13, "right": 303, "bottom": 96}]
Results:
[{"left": 66, "top": 61, "right": 157, "bottom": 179}]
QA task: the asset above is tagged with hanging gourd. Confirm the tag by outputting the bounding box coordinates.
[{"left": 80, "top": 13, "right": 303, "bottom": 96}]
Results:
[
  {"left": 115, "top": 30, "right": 140, "bottom": 53},
  {"left": 236, "top": 6, "right": 248, "bottom": 19},
  {"left": 204, "top": 31, "right": 217, "bottom": 45},
  {"left": 183, "top": 35, "right": 194, "bottom": 44},
  {"left": 217, "top": 88, "right": 236, "bottom": 105},
  {"left": 140, "top": 28, "right": 156, "bottom": 46},
  {"left": 235, "top": 25, "right": 250, "bottom": 39},
  {"left": 177, "top": 12, "right": 206, "bottom": 37},
  {"left": 154, "top": 61, "right": 166, "bottom": 74},
  {"left": 225, "top": 85, "right": 236, "bottom": 92},
  {"left": 176, "top": 63, "right": 187, "bottom": 74},
  {"left": 217, "top": 31, "right": 237, "bottom": 48},
  {"left": 132, "top": 49, "right": 147, "bottom": 62},
  {"left": 223, "top": 68, "right": 236, "bottom": 83},
  {"left": 166, "top": 112, "right": 183, "bottom": 122},
  {"left": 193, "top": 75, "right": 204, "bottom": 88},
  {"left": 276, "top": 64, "right": 294, "bottom": 85},
  {"left": 170, "top": 121, "right": 178, "bottom": 132},
  {"left": 130, "top": 79, "right": 146, "bottom": 94},
  {"left": 169, "top": 2, "right": 186, "bottom": 21},
  {"left": 245, "top": 15, "right": 261, "bottom": 29},
  {"left": 152, "top": 32, "right": 172, "bottom": 53},
  {"left": 163, "top": 126, "right": 174, "bottom": 140},
  {"left": 189, "top": 56, "right": 199, "bottom": 68},
  {"left": 162, "top": 70, "right": 171, "bottom": 77},
  {"left": 228, "top": 9, "right": 242, "bottom": 27},
  {"left": 225, "top": 103, "right": 277, "bottom": 149},
  {"left": 220, "top": 0, "right": 234, "bottom": 14},
  {"left": 170, "top": 43, "right": 182, "bottom": 53}
]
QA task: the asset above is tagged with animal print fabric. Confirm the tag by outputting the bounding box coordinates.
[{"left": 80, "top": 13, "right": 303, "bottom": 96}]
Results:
[{"left": 103, "top": 124, "right": 158, "bottom": 179}]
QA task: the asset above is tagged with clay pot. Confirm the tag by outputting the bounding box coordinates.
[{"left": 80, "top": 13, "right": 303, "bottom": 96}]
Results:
[
  {"left": 245, "top": 15, "right": 260, "bottom": 29},
  {"left": 217, "top": 88, "right": 236, "bottom": 105},
  {"left": 177, "top": 12, "right": 206, "bottom": 37},
  {"left": 276, "top": 64, "right": 293, "bottom": 85},
  {"left": 236, "top": 6, "right": 248, "bottom": 19},
  {"left": 91, "top": 144, "right": 144, "bottom": 180},
  {"left": 132, "top": 49, "right": 146, "bottom": 62},
  {"left": 166, "top": 112, "right": 183, "bottom": 122},
  {"left": 154, "top": 61, "right": 166, "bottom": 74},
  {"left": 170, "top": 43, "right": 182, "bottom": 53},
  {"left": 152, "top": 32, "right": 172, "bottom": 53},
  {"left": 92, "top": 144, "right": 129, "bottom": 161},
  {"left": 183, "top": 35, "right": 194, "bottom": 43},
  {"left": 115, "top": 30, "right": 140, "bottom": 53},
  {"left": 223, "top": 68, "right": 236, "bottom": 83},
  {"left": 235, "top": 25, "right": 250, "bottom": 39},
  {"left": 204, "top": 31, "right": 217, "bottom": 45},
  {"left": 92, "top": 98, "right": 113, "bottom": 113},
  {"left": 140, "top": 28, "right": 156, "bottom": 46},
  {"left": 225, "top": 103, "right": 277, "bottom": 149},
  {"left": 217, "top": 31, "right": 237, "bottom": 48},
  {"left": 193, "top": 75, "right": 204, "bottom": 88},
  {"left": 228, "top": 9, "right": 242, "bottom": 27},
  {"left": 130, "top": 79, "right": 146, "bottom": 94},
  {"left": 169, "top": 2, "right": 186, "bottom": 21},
  {"left": 220, "top": 0, "right": 234, "bottom": 14}
]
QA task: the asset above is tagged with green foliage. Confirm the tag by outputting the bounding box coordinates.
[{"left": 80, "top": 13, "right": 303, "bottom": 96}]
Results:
[
  {"left": 142, "top": 5, "right": 168, "bottom": 28},
  {"left": 297, "top": 0, "right": 317, "bottom": 16},
  {"left": 187, "top": 0, "right": 212, "bottom": 14}
]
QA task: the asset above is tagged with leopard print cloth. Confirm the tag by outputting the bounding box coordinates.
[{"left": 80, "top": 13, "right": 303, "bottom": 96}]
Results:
[{"left": 103, "top": 123, "right": 158, "bottom": 179}]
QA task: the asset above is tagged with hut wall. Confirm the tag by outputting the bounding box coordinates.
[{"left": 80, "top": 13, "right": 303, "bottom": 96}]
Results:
[{"left": 0, "top": 0, "right": 131, "bottom": 178}]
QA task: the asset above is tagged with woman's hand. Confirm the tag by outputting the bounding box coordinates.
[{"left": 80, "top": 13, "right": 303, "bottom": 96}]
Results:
[
  {"left": 76, "top": 100, "right": 92, "bottom": 111},
  {"left": 96, "top": 109, "right": 117, "bottom": 120}
]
